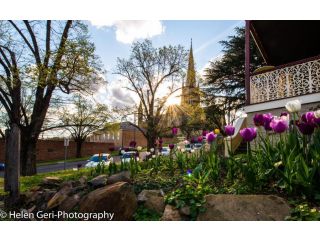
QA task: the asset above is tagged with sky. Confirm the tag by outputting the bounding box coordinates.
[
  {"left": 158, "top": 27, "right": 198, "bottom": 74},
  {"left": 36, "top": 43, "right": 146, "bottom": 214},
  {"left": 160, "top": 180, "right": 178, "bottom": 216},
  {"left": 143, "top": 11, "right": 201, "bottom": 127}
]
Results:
[{"left": 86, "top": 20, "right": 244, "bottom": 108}]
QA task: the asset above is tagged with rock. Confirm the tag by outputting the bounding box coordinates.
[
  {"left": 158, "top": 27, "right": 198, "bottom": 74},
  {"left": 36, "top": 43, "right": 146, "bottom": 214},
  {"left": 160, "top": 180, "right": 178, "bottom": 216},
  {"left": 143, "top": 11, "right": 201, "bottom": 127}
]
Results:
[
  {"left": 79, "top": 176, "right": 88, "bottom": 185},
  {"left": 79, "top": 182, "right": 137, "bottom": 220},
  {"left": 43, "top": 189, "right": 57, "bottom": 202},
  {"left": 88, "top": 175, "right": 107, "bottom": 188},
  {"left": 41, "top": 176, "right": 62, "bottom": 188},
  {"left": 25, "top": 190, "right": 44, "bottom": 205},
  {"left": 137, "top": 190, "right": 165, "bottom": 214},
  {"left": 179, "top": 206, "right": 191, "bottom": 216},
  {"left": 107, "top": 171, "right": 131, "bottom": 185},
  {"left": 161, "top": 205, "right": 183, "bottom": 221},
  {"left": 197, "top": 194, "right": 291, "bottom": 221},
  {"left": 59, "top": 194, "right": 81, "bottom": 212},
  {"left": 47, "top": 184, "right": 72, "bottom": 209}
]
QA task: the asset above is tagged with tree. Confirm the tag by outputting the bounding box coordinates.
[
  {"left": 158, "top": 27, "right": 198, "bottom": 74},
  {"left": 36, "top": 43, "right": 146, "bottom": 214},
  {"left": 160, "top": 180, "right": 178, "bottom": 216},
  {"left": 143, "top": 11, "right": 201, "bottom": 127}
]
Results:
[
  {"left": 0, "top": 21, "right": 104, "bottom": 175},
  {"left": 57, "top": 94, "right": 110, "bottom": 158},
  {"left": 180, "top": 104, "right": 206, "bottom": 139},
  {"left": 203, "top": 27, "right": 264, "bottom": 126},
  {"left": 115, "top": 40, "right": 188, "bottom": 150}
]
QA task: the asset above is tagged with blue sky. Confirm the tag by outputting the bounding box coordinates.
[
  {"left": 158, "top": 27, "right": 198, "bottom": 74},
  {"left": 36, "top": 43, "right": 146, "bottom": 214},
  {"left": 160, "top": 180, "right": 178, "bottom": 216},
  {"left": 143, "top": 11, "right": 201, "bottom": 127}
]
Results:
[{"left": 87, "top": 20, "right": 244, "bottom": 107}]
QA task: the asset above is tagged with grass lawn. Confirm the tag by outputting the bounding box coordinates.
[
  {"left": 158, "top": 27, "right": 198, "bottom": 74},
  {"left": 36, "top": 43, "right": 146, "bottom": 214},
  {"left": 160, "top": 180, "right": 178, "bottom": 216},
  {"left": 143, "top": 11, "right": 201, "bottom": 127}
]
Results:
[
  {"left": 37, "top": 156, "right": 90, "bottom": 166},
  {"left": 0, "top": 168, "right": 93, "bottom": 196}
]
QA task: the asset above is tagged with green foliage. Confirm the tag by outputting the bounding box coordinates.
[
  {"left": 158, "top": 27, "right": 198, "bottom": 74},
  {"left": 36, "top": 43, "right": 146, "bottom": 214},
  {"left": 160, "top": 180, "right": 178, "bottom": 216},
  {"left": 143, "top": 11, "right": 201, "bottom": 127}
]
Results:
[
  {"left": 165, "top": 173, "right": 212, "bottom": 220},
  {"left": 133, "top": 205, "right": 161, "bottom": 221},
  {"left": 286, "top": 203, "right": 320, "bottom": 221},
  {"left": 203, "top": 27, "right": 264, "bottom": 129}
]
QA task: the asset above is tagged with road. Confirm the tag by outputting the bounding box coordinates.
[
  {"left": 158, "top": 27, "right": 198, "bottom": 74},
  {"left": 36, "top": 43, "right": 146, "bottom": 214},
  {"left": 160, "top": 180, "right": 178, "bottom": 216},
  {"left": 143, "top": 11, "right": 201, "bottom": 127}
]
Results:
[{"left": 0, "top": 156, "right": 121, "bottom": 177}]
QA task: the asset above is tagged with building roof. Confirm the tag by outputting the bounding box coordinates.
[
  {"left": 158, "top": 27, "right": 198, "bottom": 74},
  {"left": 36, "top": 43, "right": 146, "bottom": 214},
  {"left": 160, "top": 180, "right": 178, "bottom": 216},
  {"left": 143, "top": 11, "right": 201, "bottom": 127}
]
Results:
[{"left": 250, "top": 20, "right": 320, "bottom": 66}]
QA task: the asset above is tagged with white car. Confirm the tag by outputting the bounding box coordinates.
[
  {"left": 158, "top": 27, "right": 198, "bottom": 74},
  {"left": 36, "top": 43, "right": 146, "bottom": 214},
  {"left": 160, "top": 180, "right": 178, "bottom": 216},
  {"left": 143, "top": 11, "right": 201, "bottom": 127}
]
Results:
[
  {"left": 160, "top": 147, "right": 170, "bottom": 156},
  {"left": 85, "top": 153, "right": 113, "bottom": 168},
  {"left": 193, "top": 143, "right": 203, "bottom": 150},
  {"left": 121, "top": 151, "right": 139, "bottom": 163}
]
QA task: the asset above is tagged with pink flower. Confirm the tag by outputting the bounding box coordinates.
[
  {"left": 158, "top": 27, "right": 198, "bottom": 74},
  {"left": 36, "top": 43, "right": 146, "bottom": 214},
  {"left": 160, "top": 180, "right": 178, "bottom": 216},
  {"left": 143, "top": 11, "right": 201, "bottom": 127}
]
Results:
[{"left": 206, "top": 132, "right": 217, "bottom": 143}]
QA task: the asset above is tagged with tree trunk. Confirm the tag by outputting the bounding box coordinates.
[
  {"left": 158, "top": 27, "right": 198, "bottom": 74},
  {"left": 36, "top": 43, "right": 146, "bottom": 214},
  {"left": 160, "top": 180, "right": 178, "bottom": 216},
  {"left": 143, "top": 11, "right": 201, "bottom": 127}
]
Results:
[
  {"left": 20, "top": 128, "right": 38, "bottom": 176},
  {"left": 75, "top": 139, "right": 84, "bottom": 158},
  {"left": 146, "top": 131, "right": 157, "bottom": 151},
  {"left": 4, "top": 124, "right": 20, "bottom": 207}
]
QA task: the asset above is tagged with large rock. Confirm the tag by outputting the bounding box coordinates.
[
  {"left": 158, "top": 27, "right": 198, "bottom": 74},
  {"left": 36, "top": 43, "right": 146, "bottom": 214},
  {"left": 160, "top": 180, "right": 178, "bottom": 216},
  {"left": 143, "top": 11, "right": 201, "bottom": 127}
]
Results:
[
  {"left": 197, "top": 194, "right": 291, "bottom": 221},
  {"left": 59, "top": 194, "right": 81, "bottom": 212},
  {"left": 138, "top": 190, "right": 165, "bottom": 214},
  {"left": 88, "top": 175, "right": 107, "bottom": 188},
  {"left": 47, "top": 184, "right": 72, "bottom": 209},
  {"left": 161, "top": 205, "right": 184, "bottom": 221},
  {"left": 41, "top": 176, "right": 62, "bottom": 188},
  {"left": 79, "top": 182, "right": 137, "bottom": 220},
  {"left": 107, "top": 171, "right": 131, "bottom": 185}
]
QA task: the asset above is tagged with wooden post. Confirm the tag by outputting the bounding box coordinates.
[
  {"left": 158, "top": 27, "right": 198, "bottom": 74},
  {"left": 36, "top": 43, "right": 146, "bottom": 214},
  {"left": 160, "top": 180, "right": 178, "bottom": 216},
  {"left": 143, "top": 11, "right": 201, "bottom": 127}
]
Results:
[
  {"left": 245, "top": 20, "right": 251, "bottom": 105},
  {"left": 4, "top": 123, "right": 20, "bottom": 207}
]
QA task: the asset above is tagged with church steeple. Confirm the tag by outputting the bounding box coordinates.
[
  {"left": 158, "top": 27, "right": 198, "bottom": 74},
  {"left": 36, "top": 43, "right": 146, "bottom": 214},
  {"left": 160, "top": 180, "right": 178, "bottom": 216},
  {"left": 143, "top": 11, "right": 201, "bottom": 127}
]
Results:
[{"left": 186, "top": 39, "right": 196, "bottom": 87}]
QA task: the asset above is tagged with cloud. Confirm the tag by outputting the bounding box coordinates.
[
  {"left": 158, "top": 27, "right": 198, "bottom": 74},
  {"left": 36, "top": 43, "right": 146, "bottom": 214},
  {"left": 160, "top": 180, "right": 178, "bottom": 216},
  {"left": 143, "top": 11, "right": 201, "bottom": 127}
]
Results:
[
  {"left": 90, "top": 20, "right": 165, "bottom": 44},
  {"left": 92, "top": 79, "right": 138, "bottom": 108}
]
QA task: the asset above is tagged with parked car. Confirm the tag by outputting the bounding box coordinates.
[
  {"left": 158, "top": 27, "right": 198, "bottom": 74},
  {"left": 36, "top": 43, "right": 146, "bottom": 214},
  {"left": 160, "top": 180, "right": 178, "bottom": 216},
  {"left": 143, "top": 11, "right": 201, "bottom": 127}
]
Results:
[
  {"left": 185, "top": 144, "right": 193, "bottom": 153},
  {"left": 193, "top": 143, "right": 203, "bottom": 150},
  {"left": 85, "top": 153, "right": 113, "bottom": 168},
  {"left": 0, "top": 163, "right": 5, "bottom": 171},
  {"left": 121, "top": 151, "right": 139, "bottom": 163},
  {"left": 118, "top": 147, "right": 138, "bottom": 156},
  {"left": 160, "top": 147, "right": 170, "bottom": 156}
]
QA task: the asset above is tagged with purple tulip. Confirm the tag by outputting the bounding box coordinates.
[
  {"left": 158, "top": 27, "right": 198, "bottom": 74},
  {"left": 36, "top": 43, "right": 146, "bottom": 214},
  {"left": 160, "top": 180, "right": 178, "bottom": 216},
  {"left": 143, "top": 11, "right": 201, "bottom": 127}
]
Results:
[
  {"left": 313, "top": 118, "right": 320, "bottom": 127},
  {"left": 240, "top": 127, "right": 257, "bottom": 142},
  {"left": 190, "top": 137, "right": 196, "bottom": 144},
  {"left": 169, "top": 143, "right": 175, "bottom": 150},
  {"left": 129, "top": 141, "right": 136, "bottom": 147},
  {"left": 206, "top": 132, "right": 217, "bottom": 143},
  {"left": 253, "top": 114, "right": 264, "bottom": 126},
  {"left": 298, "top": 122, "right": 315, "bottom": 135},
  {"left": 198, "top": 136, "right": 203, "bottom": 142},
  {"left": 263, "top": 113, "right": 273, "bottom": 131},
  {"left": 224, "top": 125, "right": 235, "bottom": 136},
  {"left": 270, "top": 117, "right": 289, "bottom": 133},
  {"left": 159, "top": 138, "right": 163, "bottom": 144},
  {"left": 301, "top": 112, "right": 315, "bottom": 124},
  {"left": 172, "top": 127, "right": 178, "bottom": 135},
  {"left": 202, "top": 130, "right": 208, "bottom": 137}
]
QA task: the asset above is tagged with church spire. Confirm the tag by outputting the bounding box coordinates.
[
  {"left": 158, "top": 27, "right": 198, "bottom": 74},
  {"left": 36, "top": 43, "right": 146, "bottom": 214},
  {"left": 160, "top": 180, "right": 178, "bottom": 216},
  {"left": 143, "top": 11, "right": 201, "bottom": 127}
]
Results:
[{"left": 186, "top": 38, "right": 196, "bottom": 87}]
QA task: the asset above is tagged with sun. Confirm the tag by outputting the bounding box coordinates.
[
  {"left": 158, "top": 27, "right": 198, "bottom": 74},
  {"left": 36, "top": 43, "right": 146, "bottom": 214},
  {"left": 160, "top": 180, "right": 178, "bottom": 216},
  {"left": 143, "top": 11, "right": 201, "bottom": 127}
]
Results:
[{"left": 165, "top": 92, "right": 181, "bottom": 107}]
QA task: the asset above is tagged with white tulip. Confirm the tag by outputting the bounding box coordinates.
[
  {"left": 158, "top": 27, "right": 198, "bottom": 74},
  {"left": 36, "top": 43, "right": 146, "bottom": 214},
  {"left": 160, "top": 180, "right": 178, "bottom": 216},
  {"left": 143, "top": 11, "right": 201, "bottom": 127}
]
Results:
[
  {"left": 137, "top": 146, "right": 142, "bottom": 151},
  {"left": 181, "top": 148, "right": 186, "bottom": 153},
  {"left": 150, "top": 148, "right": 154, "bottom": 152},
  {"left": 285, "top": 100, "right": 301, "bottom": 113},
  {"left": 146, "top": 151, "right": 151, "bottom": 156},
  {"left": 314, "top": 109, "right": 320, "bottom": 118},
  {"left": 152, "top": 155, "right": 156, "bottom": 158},
  {"left": 177, "top": 146, "right": 181, "bottom": 150}
]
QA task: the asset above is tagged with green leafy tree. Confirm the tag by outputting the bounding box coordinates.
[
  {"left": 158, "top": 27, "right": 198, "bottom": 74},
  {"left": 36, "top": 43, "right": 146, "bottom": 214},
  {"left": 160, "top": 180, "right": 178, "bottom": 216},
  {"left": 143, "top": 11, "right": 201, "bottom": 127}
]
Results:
[
  {"left": 56, "top": 94, "right": 110, "bottom": 158},
  {"left": 115, "top": 40, "right": 188, "bottom": 150},
  {"left": 203, "top": 27, "right": 264, "bottom": 127},
  {"left": 0, "top": 20, "right": 104, "bottom": 175}
]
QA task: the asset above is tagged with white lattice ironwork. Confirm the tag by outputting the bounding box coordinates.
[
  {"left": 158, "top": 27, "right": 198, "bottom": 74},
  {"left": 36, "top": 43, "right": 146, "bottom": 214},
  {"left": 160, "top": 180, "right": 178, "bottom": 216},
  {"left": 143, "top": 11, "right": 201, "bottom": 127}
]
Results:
[{"left": 250, "top": 58, "right": 320, "bottom": 104}]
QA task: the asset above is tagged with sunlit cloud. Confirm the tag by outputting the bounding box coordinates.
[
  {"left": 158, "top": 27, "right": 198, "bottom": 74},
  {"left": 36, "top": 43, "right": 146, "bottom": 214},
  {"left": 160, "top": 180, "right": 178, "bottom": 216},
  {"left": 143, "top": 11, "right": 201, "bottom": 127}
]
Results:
[{"left": 89, "top": 20, "right": 165, "bottom": 44}]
